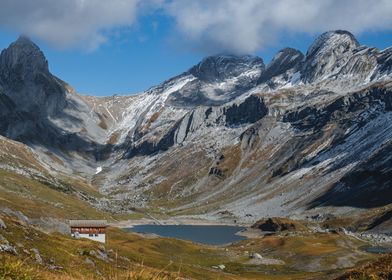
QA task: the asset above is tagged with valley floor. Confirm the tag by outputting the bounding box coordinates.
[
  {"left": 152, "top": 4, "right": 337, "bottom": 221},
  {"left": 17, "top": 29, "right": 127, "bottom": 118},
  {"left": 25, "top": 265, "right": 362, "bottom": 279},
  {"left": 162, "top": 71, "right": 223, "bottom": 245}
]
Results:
[{"left": 2, "top": 211, "right": 392, "bottom": 280}]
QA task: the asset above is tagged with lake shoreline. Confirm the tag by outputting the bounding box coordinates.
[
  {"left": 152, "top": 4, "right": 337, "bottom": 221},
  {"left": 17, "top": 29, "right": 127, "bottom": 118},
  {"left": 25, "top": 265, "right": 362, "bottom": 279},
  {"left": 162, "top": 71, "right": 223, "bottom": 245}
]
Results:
[{"left": 110, "top": 217, "right": 251, "bottom": 228}]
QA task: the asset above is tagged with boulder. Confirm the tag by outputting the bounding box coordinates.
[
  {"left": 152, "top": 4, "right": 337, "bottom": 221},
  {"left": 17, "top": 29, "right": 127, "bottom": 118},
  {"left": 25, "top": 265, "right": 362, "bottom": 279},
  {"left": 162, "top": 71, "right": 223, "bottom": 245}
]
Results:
[
  {"left": 250, "top": 253, "right": 263, "bottom": 259},
  {"left": 0, "top": 218, "right": 6, "bottom": 229},
  {"left": 31, "top": 248, "right": 43, "bottom": 264}
]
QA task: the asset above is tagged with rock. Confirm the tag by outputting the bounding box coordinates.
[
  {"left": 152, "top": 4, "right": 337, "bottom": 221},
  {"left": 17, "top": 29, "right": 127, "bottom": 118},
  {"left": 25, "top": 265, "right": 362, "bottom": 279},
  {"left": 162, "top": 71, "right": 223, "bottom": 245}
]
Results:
[
  {"left": 209, "top": 167, "right": 224, "bottom": 178},
  {"left": 250, "top": 253, "right": 263, "bottom": 259},
  {"left": 217, "top": 210, "right": 233, "bottom": 216},
  {"left": 212, "top": 264, "right": 226, "bottom": 270},
  {"left": 89, "top": 249, "right": 112, "bottom": 263},
  {"left": 189, "top": 55, "right": 264, "bottom": 83},
  {"left": 302, "top": 30, "right": 359, "bottom": 83},
  {"left": 217, "top": 264, "right": 225, "bottom": 270},
  {"left": 85, "top": 257, "right": 95, "bottom": 266},
  {"left": 0, "top": 218, "right": 6, "bottom": 229},
  {"left": 31, "top": 248, "right": 43, "bottom": 264},
  {"left": 1, "top": 209, "right": 30, "bottom": 224},
  {"left": 167, "top": 55, "right": 264, "bottom": 107},
  {"left": 0, "top": 241, "right": 18, "bottom": 256},
  {"left": 48, "top": 264, "right": 63, "bottom": 270},
  {"left": 252, "top": 217, "right": 307, "bottom": 232},
  {"left": 258, "top": 47, "right": 304, "bottom": 85},
  {"left": 224, "top": 95, "right": 268, "bottom": 126}
]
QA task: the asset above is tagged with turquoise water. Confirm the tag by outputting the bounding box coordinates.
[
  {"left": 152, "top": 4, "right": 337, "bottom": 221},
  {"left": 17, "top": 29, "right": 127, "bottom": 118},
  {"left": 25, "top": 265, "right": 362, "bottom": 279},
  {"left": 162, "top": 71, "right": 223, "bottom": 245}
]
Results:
[{"left": 124, "top": 224, "right": 246, "bottom": 245}]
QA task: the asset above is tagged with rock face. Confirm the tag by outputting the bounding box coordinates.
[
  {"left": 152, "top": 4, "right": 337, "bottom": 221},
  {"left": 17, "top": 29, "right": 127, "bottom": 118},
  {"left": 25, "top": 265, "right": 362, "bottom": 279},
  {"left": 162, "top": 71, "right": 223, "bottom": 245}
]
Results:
[
  {"left": 0, "top": 37, "right": 66, "bottom": 141},
  {"left": 224, "top": 95, "right": 268, "bottom": 126},
  {"left": 258, "top": 48, "right": 303, "bottom": 86},
  {"left": 0, "top": 31, "right": 392, "bottom": 228},
  {"left": 0, "top": 36, "right": 65, "bottom": 116},
  {"left": 166, "top": 55, "right": 264, "bottom": 107},
  {"left": 302, "top": 30, "right": 360, "bottom": 83},
  {"left": 189, "top": 55, "right": 264, "bottom": 82},
  {"left": 0, "top": 36, "right": 110, "bottom": 175}
]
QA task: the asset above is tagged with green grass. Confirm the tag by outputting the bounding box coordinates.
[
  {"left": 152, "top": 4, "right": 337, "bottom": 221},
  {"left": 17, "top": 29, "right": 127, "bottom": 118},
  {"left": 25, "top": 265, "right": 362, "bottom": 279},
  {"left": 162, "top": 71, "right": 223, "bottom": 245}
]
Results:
[
  {"left": 0, "top": 170, "right": 109, "bottom": 220},
  {"left": 0, "top": 256, "right": 39, "bottom": 280}
]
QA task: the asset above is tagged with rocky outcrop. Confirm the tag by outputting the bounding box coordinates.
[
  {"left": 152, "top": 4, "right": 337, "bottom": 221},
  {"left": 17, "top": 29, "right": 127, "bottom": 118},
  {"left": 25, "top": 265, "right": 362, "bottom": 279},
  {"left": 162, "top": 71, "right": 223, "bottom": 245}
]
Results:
[
  {"left": 123, "top": 121, "right": 180, "bottom": 158},
  {"left": 251, "top": 218, "right": 308, "bottom": 232},
  {"left": 301, "top": 30, "right": 360, "bottom": 83},
  {"left": 258, "top": 48, "right": 303, "bottom": 86},
  {"left": 224, "top": 95, "right": 268, "bottom": 126}
]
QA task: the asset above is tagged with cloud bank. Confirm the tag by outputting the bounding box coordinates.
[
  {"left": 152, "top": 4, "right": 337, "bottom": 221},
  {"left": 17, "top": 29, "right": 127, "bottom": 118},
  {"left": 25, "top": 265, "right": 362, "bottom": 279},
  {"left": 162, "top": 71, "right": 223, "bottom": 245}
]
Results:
[
  {"left": 0, "top": 0, "right": 142, "bottom": 50},
  {"left": 166, "top": 0, "right": 392, "bottom": 54},
  {"left": 1, "top": 0, "right": 392, "bottom": 53}
]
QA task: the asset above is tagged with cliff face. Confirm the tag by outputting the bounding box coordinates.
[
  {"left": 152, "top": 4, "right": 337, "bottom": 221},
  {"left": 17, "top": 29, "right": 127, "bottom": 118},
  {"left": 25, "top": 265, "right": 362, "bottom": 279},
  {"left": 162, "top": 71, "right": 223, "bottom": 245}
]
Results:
[
  {"left": 0, "top": 37, "right": 111, "bottom": 176},
  {"left": 0, "top": 31, "right": 392, "bottom": 226},
  {"left": 0, "top": 36, "right": 69, "bottom": 117}
]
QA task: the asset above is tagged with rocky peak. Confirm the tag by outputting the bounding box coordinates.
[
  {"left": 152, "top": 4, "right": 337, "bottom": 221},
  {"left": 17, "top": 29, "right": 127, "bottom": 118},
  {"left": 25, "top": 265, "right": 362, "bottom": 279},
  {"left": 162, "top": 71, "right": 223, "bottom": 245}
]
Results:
[
  {"left": 0, "top": 36, "right": 49, "bottom": 80},
  {"left": 302, "top": 30, "right": 360, "bottom": 83},
  {"left": 188, "top": 54, "right": 264, "bottom": 82},
  {"left": 306, "top": 30, "right": 359, "bottom": 59},
  {"left": 0, "top": 36, "right": 65, "bottom": 117},
  {"left": 258, "top": 48, "right": 304, "bottom": 84}
]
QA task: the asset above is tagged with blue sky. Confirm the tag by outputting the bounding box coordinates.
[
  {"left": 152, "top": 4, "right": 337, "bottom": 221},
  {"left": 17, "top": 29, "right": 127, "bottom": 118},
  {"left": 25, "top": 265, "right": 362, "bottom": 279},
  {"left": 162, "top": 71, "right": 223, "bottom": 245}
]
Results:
[
  {"left": 0, "top": 12, "right": 201, "bottom": 96},
  {"left": 0, "top": 1, "right": 392, "bottom": 96}
]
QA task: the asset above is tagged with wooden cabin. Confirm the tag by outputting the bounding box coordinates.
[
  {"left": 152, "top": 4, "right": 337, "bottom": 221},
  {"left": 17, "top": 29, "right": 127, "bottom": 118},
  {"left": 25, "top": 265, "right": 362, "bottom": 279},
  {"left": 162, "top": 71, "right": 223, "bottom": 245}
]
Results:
[{"left": 69, "top": 220, "right": 107, "bottom": 243}]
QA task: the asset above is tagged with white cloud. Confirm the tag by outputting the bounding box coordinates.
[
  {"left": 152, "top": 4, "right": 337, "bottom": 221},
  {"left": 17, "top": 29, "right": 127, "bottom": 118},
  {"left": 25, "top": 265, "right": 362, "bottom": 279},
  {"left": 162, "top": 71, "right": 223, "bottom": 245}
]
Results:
[
  {"left": 0, "top": 0, "right": 392, "bottom": 53},
  {"left": 0, "top": 0, "right": 144, "bottom": 51},
  {"left": 165, "top": 0, "right": 392, "bottom": 54}
]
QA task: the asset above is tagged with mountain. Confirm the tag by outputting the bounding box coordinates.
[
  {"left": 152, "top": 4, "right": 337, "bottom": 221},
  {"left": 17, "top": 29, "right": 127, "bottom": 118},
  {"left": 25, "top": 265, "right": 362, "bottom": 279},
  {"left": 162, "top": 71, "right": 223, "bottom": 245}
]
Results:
[
  {"left": 0, "top": 36, "right": 111, "bottom": 176},
  {"left": 0, "top": 31, "right": 391, "bottom": 230}
]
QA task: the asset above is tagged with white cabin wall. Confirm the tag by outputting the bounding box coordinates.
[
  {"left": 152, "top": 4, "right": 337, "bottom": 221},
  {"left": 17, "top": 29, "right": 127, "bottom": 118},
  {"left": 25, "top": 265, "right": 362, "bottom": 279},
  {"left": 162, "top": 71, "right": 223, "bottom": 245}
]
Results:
[{"left": 72, "top": 233, "right": 106, "bottom": 243}]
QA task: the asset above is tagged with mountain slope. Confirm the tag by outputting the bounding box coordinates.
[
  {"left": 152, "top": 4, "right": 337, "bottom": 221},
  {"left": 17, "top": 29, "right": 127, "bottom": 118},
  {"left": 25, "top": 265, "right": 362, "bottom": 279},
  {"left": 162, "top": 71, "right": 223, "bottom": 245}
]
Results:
[{"left": 0, "top": 31, "right": 391, "bottom": 230}]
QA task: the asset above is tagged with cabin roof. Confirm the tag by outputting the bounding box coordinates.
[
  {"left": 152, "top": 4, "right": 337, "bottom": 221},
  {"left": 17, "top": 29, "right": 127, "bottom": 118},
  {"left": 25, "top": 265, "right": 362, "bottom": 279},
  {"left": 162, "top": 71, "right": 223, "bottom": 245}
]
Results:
[{"left": 69, "top": 220, "right": 107, "bottom": 228}]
